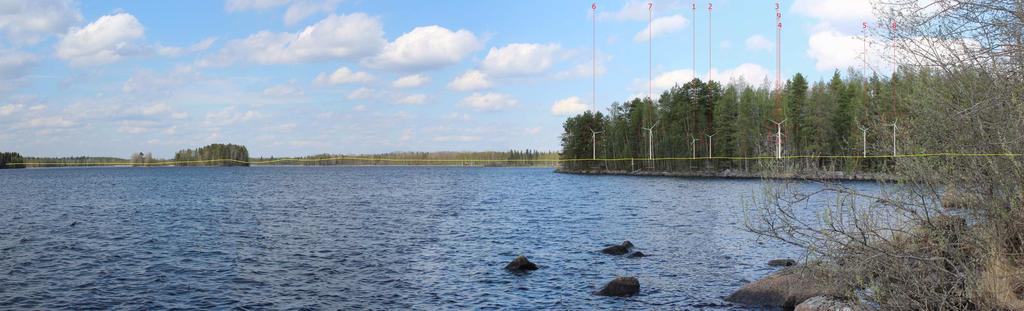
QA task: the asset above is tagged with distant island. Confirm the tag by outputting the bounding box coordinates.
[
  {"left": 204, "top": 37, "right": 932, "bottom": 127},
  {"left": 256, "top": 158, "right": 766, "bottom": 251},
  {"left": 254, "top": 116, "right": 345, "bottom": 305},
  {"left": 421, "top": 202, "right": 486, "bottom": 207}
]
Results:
[{"left": 1, "top": 144, "right": 559, "bottom": 168}]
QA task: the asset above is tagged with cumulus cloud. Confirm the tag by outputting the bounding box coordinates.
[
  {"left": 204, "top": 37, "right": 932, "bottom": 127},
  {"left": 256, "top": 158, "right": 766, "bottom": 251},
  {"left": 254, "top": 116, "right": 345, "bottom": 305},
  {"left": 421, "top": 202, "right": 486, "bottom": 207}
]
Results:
[
  {"left": 56, "top": 13, "right": 145, "bottom": 66},
  {"left": 396, "top": 94, "right": 426, "bottom": 105},
  {"left": 313, "top": 66, "right": 373, "bottom": 85},
  {"left": 714, "top": 63, "right": 772, "bottom": 84},
  {"left": 447, "top": 70, "right": 492, "bottom": 91},
  {"left": 22, "top": 116, "right": 75, "bottom": 129},
  {"left": 481, "top": 43, "right": 562, "bottom": 76},
  {"left": 392, "top": 74, "right": 429, "bottom": 88},
  {"left": 807, "top": 30, "right": 865, "bottom": 71},
  {"left": 642, "top": 63, "right": 771, "bottom": 95},
  {"left": 0, "top": 0, "right": 82, "bottom": 44},
  {"left": 634, "top": 15, "right": 687, "bottom": 42},
  {"left": 364, "top": 25, "right": 482, "bottom": 71},
  {"left": 745, "top": 34, "right": 772, "bottom": 52},
  {"left": 550, "top": 96, "right": 589, "bottom": 116},
  {"left": 211, "top": 13, "right": 385, "bottom": 65},
  {"left": 0, "top": 103, "right": 23, "bottom": 116},
  {"left": 460, "top": 92, "right": 518, "bottom": 111}
]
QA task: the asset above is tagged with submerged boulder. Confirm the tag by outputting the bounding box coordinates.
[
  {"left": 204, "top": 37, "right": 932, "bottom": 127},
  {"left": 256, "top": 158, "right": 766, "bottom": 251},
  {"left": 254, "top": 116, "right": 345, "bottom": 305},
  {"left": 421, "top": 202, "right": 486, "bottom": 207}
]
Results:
[
  {"left": 628, "top": 251, "right": 647, "bottom": 258},
  {"left": 725, "top": 267, "right": 840, "bottom": 309},
  {"left": 504, "top": 255, "right": 538, "bottom": 271},
  {"left": 601, "top": 241, "right": 634, "bottom": 255},
  {"left": 768, "top": 258, "right": 796, "bottom": 267},
  {"left": 595, "top": 276, "right": 640, "bottom": 297}
]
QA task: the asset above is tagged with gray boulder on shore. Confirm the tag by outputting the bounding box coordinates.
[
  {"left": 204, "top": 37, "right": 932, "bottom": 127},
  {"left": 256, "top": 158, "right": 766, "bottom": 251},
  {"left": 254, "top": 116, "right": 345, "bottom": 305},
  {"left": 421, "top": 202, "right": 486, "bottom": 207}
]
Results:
[
  {"left": 795, "top": 296, "right": 865, "bottom": 311},
  {"left": 725, "top": 267, "right": 841, "bottom": 309},
  {"left": 594, "top": 276, "right": 640, "bottom": 297},
  {"left": 600, "top": 240, "right": 634, "bottom": 255},
  {"left": 504, "top": 255, "right": 538, "bottom": 271}
]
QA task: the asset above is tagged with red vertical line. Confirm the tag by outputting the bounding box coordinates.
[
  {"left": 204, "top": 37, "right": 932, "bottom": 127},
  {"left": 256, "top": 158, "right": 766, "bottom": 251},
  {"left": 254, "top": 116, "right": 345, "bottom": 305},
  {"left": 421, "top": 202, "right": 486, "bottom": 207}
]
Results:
[
  {"left": 692, "top": 1, "right": 696, "bottom": 81},
  {"left": 593, "top": 3, "right": 597, "bottom": 113},
  {"left": 775, "top": 2, "right": 782, "bottom": 118},
  {"left": 649, "top": 2, "right": 653, "bottom": 102},
  {"left": 891, "top": 20, "right": 897, "bottom": 118},
  {"left": 708, "top": 1, "right": 712, "bottom": 81}
]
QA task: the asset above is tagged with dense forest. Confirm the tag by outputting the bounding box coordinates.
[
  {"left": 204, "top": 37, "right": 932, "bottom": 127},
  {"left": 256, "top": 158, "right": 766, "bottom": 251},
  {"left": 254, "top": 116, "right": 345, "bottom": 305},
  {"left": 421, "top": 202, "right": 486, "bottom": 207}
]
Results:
[
  {"left": 19, "top": 156, "right": 129, "bottom": 168},
  {"left": 560, "top": 69, "right": 914, "bottom": 174},
  {"left": 0, "top": 152, "right": 25, "bottom": 169},
  {"left": 251, "top": 150, "right": 558, "bottom": 167},
  {"left": 173, "top": 143, "right": 250, "bottom": 167}
]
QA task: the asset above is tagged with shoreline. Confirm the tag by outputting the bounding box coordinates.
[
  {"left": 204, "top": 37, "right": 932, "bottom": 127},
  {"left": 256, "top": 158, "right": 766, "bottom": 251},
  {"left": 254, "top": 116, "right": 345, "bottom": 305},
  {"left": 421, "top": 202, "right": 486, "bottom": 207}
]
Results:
[{"left": 555, "top": 168, "right": 895, "bottom": 182}]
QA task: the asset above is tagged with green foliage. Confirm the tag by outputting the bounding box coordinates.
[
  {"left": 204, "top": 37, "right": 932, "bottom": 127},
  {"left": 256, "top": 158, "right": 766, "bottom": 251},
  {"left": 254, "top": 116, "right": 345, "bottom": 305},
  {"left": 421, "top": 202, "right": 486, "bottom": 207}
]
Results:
[
  {"left": 174, "top": 143, "right": 250, "bottom": 167},
  {"left": 560, "top": 72, "right": 907, "bottom": 173},
  {"left": 0, "top": 152, "right": 25, "bottom": 169}
]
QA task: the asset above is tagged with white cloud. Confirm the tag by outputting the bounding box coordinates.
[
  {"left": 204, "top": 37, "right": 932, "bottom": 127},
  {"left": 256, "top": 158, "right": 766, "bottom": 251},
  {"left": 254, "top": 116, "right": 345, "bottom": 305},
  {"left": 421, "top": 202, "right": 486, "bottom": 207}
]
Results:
[
  {"left": 0, "top": 49, "right": 39, "bottom": 79},
  {"left": 347, "top": 87, "right": 374, "bottom": 100},
  {"left": 642, "top": 63, "right": 770, "bottom": 95},
  {"left": 745, "top": 34, "right": 772, "bottom": 52},
  {"left": 791, "top": 0, "right": 873, "bottom": 25},
  {"left": 352, "top": 104, "right": 367, "bottom": 111},
  {"left": 650, "top": 69, "right": 698, "bottom": 93},
  {"left": 550, "top": 96, "right": 589, "bottom": 116},
  {"left": 392, "top": 74, "right": 429, "bottom": 88},
  {"left": 460, "top": 92, "right": 518, "bottom": 111},
  {"left": 204, "top": 106, "right": 263, "bottom": 125},
  {"left": 314, "top": 66, "right": 373, "bottom": 85},
  {"left": 481, "top": 43, "right": 562, "bottom": 76},
  {"left": 0, "top": 0, "right": 82, "bottom": 44},
  {"left": 213, "top": 13, "right": 385, "bottom": 65},
  {"left": 447, "top": 70, "right": 492, "bottom": 91},
  {"left": 263, "top": 84, "right": 304, "bottom": 97},
  {"left": 714, "top": 63, "right": 771, "bottom": 84},
  {"left": 396, "top": 94, "right": 426, "bottom": 105},
  {"left": 364, "top": 25, "right": 482, "bottom": 71},
  {"left": 56, "top": 13, "right": 145, "bottom": 66},
  {"left": 634, "top": 15, "right": 687, "bottom": 42},
  {"left": 807, "top": 30, "right": 863, "bottom": 71}
]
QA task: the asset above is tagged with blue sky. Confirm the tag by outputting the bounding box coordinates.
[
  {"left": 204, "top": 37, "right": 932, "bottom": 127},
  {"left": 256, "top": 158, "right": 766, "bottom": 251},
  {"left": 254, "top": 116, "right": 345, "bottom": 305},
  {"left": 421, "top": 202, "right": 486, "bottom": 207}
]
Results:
[{"left": 0, "top": 0, "right": 882, "bottom": 157}]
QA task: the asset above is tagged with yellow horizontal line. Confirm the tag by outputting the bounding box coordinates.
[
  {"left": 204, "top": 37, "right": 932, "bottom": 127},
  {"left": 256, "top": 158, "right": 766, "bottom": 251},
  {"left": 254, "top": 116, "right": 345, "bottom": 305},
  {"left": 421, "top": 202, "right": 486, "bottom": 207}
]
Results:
[{"left": 3, "top": 152, "right": 1021, "bottom": 167}]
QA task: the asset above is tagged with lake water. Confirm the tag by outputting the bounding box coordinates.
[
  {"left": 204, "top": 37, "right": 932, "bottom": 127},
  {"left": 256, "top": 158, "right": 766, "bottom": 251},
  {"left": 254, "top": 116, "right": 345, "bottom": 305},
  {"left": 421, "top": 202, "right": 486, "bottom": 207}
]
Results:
[{"left": 0, "top": 166, "right": 876, "bottom": 309}]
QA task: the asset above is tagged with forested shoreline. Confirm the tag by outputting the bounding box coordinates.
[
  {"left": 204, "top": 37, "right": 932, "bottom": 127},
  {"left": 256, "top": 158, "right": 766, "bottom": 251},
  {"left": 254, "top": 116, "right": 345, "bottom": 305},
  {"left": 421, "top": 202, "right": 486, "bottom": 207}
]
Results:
[
  {"left": 1, "top": 146, "right": 558, "bottom": 168},
  {"left": 559, "top": 69, "right": 918, "bottom": 176}
]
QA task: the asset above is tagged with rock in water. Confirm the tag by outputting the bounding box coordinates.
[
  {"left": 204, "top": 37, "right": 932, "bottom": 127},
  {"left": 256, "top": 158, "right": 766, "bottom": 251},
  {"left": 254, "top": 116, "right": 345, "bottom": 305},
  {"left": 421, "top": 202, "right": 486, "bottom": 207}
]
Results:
[
  {"left": 767, "top": 258, "right": 796, "bottom": 267},
  {"left": 594, "top": 276, "right": 640, "bottom": 297},
  {"left": 795, "top": 296, "right": 864, "bottom": 311},
  {"left": 725, "top": 267, "right": 841, "bottom": 309},
  {"left": 601, "top": 240, "right": 634, "bottom": 255},
  {"left": 628, "top": 251, "right": 646, "bottom": 258},
  {"left": 504, "top": 255, "right": 538, "bottom": 271}
]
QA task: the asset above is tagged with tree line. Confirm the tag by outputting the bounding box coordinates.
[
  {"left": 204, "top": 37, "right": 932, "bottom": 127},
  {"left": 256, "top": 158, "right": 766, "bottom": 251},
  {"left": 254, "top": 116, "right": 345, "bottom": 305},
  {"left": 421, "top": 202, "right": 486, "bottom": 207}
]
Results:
[
  {"left": 173, "top": 143, "right": 250, "bottom": 167},
  {"left": 0, "top": 152, "right": 25, "bottom": 169},
  {"left": 560, "top": 69, "right": 917, "bottom": 173},
  {"left": 250, "top": 150, "right": 559, "bottom": 167}
]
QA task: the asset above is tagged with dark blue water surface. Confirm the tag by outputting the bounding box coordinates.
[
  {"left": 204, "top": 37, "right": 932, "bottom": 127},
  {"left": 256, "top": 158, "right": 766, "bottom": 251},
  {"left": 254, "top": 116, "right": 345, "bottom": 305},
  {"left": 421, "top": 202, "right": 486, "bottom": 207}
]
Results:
[{"left": 0, "top": 167, "right": 876, "bottom": 309}]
